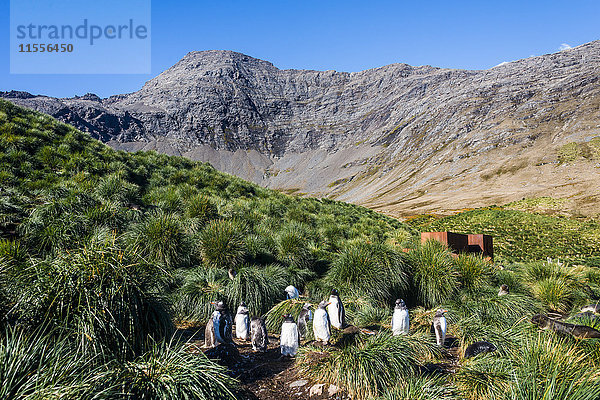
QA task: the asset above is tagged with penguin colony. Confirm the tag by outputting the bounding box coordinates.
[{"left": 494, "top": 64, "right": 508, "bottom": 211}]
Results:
[
  {"left": 204, "top": 284, "right": 600, "bottom": 363},
  {"left": 206, "top": 285, "right": 526, "bottom": 357}
]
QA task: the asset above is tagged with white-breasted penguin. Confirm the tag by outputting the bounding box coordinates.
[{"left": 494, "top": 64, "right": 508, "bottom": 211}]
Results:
[
  {"left": 228, "top": 268, "right": 237, "bottom": 280},
  {"left": 392, "top": 299, "right": 409, "bottom": 335},
  {"left": 205, "top": 300, "right": 233, "bottom": 348},
  {"left": 432, "top": 309, "right": 448, "bottom": 346},
  {"left": 285, "top": 285, "right": 300, "bottom": 299},
  {"left": 313, "top": 300, "right": 331, "bottom": 344},
  {"left": 280, "top": 314, "right": 300, "bottom": 356},
  {"left": 250, "top": 317, "right": 269, "bottom": 352},
  {"left": 327, "top": 289, "right": 345, "bottom": 329},
  {"left": 235, "top": 301, "right": 250, "bottom": 340},
  {"left": 498, "top": 284, "right": 509, "bottom": 296},
  {"left": 581, "top": 303, "right": 600, "bottom": 313},
  {"left": 297, "top": 303, "right": 312, "bottom": 339}
]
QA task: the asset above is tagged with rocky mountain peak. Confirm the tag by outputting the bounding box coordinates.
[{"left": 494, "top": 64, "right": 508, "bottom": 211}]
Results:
[{"left": 3, "top": 40, "right": 600, "bottom": 216}]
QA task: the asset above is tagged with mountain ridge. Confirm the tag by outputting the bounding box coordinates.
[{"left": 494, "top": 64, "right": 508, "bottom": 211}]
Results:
[{"left": 3, "top": 40, "right": 600, "bottom": 217}]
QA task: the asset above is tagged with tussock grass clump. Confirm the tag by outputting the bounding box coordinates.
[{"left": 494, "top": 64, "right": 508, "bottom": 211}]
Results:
[
  {"left": 376, "top": 375, "right": 456, "bottom": 400},
  {"left": 184, "top": 194, "right": 218, "bottom": 222},
  {"left": 454, "top": 253, "right": 494, "bottom": 292},
  {"left": 199, "top": 219, "right": 247, "bottom": 269},
  {"left": 454, "top": 355, "right": 512, "bottom": 400},
  {"left": 533, "top": 277, "right": 581, "bottom": 314},
  {"left": 275, "top": 222, "right": 313, "bottom": 268},
  {"left": 505, "top": 333, "right": 600, "bottom": 400},
  {"left": 326, "top": 242, "right": 408, "bottom": 304},
  {"left": 407, "top": 240, "right": 458, "bottom": 308},
  {"left": 14, "top": 244, "right": 173, "bottom": 359},
  {"left": 352, "top": 301, "right": 391, "bottom": 329},
  {"left": 245, "top": 231, "right": 277, "bottom": 265},
  {"left": 265, "top": 298, "right": 310, "bottom": 333},
  {"left": 18, "top": 190, "right": 97, "bottom": 255},
  {"left": 126, "top": 211, "right": 192, "bottom": 268},
  {"left": 95, "top": 173, "right": 140, "bottom": 206},
  {"left": 296, "top": 332, "right": 440, "bottom": 399},
  {"left": 225, "top": 264, "right": 288, "bottom": 316},
  {"left": 0, "top": 327, "right": 97, "bottom": 399},
  {"left": 384, "top": 228, "right": 413, "bottom": 248},
  {"left": 173, "top": 267, "right": 228, "bottom": 323},
  {"left": 522, "top": 260, "right": 586, "bottom": 313},
  {"left": 102, "top": 339, "right": 238, "bottom": 400}
]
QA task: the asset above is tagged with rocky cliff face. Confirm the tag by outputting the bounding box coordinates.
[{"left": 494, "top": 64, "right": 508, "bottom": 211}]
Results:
[{"left": 4, "top": 41, "right": 600, "bottom": 216}]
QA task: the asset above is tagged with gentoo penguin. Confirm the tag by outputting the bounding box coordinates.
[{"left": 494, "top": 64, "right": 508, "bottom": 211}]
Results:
[
  {"left": 297, "top": 303, "right": 312, "bottom": 339},
  {"left": 432, "top": 309, "right": 448, "bottom": 346},
  {"left": 392, "top": 299, "right": 410, "bottom": 335},
  {"left": 250, "top": 317, "right": 269, "bottom": 352},
  {"left": 280, "top": 314, "right": 300, "bottom": 357},
  {"left": 235, "top": 301, "right": 250, "bottom": 340},
  {"left": 313, "top": 300, "right": 331, "bottom": 344},
  {"left": 205, "top": 301, "right": 233, "bottom": 348},
  {"left": 228, "top": 268, "right": 237, "bottom": 280},
  {"left": 285, "top": 285, "right": 300, "bottom": 299},
  {"left": 580, "top": 303, "right": 600, "bottom": 313},
  {"left": 498, "top": 284, "right": 509, "bottom": 296},
  {"left": 464, "top": 341, "right": 497, "bottom": 358},
  {"left": 327, "top": 289, "right": 345, "bottom": 329}
]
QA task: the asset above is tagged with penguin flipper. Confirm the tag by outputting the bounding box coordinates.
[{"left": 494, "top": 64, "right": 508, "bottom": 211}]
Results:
[
  {"left": 339, "top": 301, "right": 345, "bottom": 328},
  {"left": 434, "top": 323, "right": 444, "bottom": 345},
  {"left": 205, "top": 319, "right": 215, "bottom": 347},
  {"left": 223, "top": 317, "right": 233, "bottom": 343}
]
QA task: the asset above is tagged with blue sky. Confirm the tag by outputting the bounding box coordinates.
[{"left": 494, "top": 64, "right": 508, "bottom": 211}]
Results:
[{"left": 1, "top": 0, "right": 599, "bottom": 98}]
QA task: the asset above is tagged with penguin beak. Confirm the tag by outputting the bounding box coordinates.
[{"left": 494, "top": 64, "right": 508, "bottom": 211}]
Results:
[{"left": 327, "top": 302, "right": 331, "bottom": 306}]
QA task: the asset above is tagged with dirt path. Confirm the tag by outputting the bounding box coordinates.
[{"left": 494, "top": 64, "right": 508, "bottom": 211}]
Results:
[
  {"left": 179, "top": 325, "right": 459, "bottom": 400},
  {"left": 178, "top": 325, "right": 340, "bottom": 399}
]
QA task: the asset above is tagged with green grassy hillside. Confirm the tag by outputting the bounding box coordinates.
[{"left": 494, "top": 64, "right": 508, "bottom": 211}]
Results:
[
  {"left": 408, "top": 204, "right": 600, "bottom": 266},
  {"left": 2, "top": 98, "right": 600, "bottom": 400}
]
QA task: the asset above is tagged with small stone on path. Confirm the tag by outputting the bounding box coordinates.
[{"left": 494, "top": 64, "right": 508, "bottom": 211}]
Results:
[
  {"left": 289, "top": 380, "right": 308, "bottom": 388},
  {"left": 328, "top": 384, "right": 340, "bottom": 396},
  {"left": 310, "top": 383, "right": 325, "bottom": 397}
]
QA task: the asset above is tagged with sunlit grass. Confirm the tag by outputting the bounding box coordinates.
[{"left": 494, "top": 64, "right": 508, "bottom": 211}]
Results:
[{"left": 296, "top": 332, "right": 440, "bottom": 399}]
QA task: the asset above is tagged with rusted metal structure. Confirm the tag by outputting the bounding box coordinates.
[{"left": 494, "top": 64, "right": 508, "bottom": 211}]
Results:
[
  {"left": 467, "top": 234, "right": 494, "bottom": 260},
  {"left": 421, "top": 231, "right": 469, "bottom": 253},
  {"left": 421, "top": 231, "right": 493, "bottom": 260}
]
